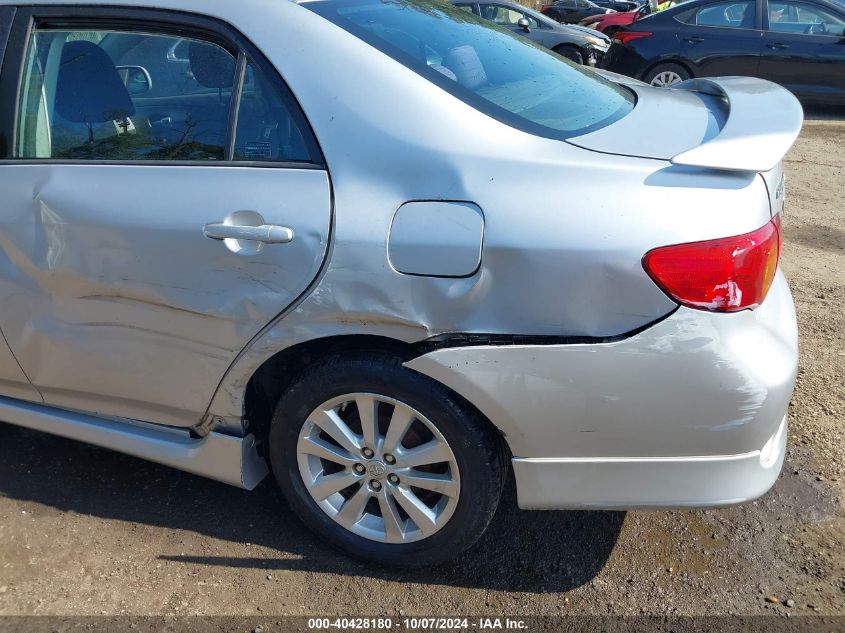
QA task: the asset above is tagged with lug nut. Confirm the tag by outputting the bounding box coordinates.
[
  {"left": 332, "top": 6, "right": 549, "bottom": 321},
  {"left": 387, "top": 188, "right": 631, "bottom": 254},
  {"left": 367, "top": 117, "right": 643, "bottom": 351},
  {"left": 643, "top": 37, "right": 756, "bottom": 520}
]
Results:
[
  {"left": 362, "top": 447, "right": 375, "bottom": 459},
  {"left": 388, "top": 474, "right": 400, "bottom": 485},
  {"left": 384, "top": 453, "right": 396, "bottom": 465},
  {"left": 353, "top": 463, "right": 365, "bottom": 475},
  {"left": 370, "top": 479, "right": 382, "bottom": 491}
]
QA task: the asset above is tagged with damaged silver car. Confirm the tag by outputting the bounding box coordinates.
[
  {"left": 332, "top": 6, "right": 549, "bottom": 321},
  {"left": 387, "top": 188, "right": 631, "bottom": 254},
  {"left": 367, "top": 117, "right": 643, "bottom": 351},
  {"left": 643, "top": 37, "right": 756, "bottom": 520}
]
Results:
[{"left": 0, "top": 0, "right": 800, "bottom": 567}]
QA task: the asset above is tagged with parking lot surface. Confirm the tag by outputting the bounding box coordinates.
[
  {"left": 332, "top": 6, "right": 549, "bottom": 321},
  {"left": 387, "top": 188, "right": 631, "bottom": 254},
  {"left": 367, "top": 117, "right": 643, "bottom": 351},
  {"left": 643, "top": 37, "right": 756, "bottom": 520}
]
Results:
[{"left": 0, "top": 117, "right": 842, "bottom": 618}]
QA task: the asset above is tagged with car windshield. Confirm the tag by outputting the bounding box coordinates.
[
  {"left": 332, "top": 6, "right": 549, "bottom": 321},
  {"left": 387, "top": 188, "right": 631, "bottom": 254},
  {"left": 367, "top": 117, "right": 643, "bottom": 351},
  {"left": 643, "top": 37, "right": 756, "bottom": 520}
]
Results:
[{"left": 304, "top": 0, "right": 634, "bottom": 139}]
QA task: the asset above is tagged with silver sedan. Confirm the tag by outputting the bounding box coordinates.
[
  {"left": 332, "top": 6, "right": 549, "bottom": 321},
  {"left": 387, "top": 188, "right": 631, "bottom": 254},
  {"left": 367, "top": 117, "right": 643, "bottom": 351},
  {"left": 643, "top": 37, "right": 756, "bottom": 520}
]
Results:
[{"left": 0, "top": 0, "right": 800, "bottom": 567}]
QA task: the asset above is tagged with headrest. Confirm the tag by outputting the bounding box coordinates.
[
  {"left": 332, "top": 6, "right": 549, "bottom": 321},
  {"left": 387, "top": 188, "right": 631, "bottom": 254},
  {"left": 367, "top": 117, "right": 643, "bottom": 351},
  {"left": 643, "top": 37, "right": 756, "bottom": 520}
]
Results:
[
  {"left": 55, "top": 41, "right": 135, "bottom": 124},
  {"left": 443, "top": 46, "right": 488, "bottom": 90},
  {"left": 188, "top": 41, "right": 236, "bottom": 89}
]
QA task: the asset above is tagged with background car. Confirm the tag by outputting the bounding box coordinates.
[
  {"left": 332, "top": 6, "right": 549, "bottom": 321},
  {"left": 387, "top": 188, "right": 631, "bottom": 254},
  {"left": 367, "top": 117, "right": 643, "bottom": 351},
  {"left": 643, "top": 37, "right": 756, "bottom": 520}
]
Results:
[
  {"left": 593, "top": 0, "right": 642, "bottom": 11},
  {"left": 580, "top": 4, "right": 649, "bottom": 34},
  {"left": 542, "top": 0, "right": 615, "bottom": 23},
  {"left": 454, "top": 0, "right": 611, "bottom": 64},
  {"left": 603, "top": 0, "right": 845, "bottom": 101}
]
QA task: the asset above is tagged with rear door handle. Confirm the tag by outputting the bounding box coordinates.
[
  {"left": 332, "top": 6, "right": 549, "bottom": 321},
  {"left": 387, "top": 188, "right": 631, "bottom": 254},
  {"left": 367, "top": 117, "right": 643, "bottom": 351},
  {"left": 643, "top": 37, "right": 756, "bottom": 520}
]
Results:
[
  {"left": 767, "top": 42, "right": 789, "bottom": 49},
  {"left": 684, "top": 36, "right": 705, "bottom": 43},
  {"left": 203, "top": 222, "right": 294, "bottom": 244}
]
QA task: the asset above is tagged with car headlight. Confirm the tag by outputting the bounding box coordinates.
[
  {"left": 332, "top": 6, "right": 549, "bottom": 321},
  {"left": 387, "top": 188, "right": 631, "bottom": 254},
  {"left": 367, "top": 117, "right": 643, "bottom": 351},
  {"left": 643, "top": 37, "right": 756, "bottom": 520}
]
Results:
[{"left": 585, "top": 35, "right": 609, "bottom": 48}]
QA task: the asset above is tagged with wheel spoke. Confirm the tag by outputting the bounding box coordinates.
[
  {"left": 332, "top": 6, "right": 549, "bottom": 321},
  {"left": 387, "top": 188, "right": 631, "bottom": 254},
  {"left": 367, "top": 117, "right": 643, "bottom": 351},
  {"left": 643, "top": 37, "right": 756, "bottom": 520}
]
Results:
[
  {"left": 356, "top": 396, "right": 379, "bottom": 451},
  {"left": 309, "top": 408, "right": 362, "bottom": 455},
  {"left": 335, "top": 484, "right": 371, "bottom": 529},
  {"left": 382, "top": 403, "right": 415, "bottom": 454},
  {"left": 397, "top": 439, "right": 451, "bottom": 468},
  {"left": 378, "top": 488, "right": 405, "bottom": 542},
  {"left": 391, "top": 486, "right": 438, "bottom": 537},
  {"left": 400, "top": 469, "right": 458, "bottom": 498},
  {"left": 311, "top": 471, "right": 359, "bottom": 501},
  {"left": 298, "top": 435, "right": 358, "bottom": 467}
]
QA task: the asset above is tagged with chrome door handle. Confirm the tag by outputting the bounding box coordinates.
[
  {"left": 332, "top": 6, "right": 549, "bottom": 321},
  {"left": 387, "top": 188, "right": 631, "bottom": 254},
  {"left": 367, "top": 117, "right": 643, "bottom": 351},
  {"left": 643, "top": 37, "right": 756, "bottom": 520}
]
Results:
[
  {"left": 767, "top": 42, "right": 789, "bottom": 49},
  {"left": 203, "top": 223, "right": 294, "bottom": 244}
]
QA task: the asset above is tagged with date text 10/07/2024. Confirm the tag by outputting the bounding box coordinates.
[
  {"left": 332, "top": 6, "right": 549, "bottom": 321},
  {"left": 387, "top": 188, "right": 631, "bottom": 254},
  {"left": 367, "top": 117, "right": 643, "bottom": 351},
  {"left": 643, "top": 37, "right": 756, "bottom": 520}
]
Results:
[{"left": 307, "top": 618, "right": 529, "bottom": 630}]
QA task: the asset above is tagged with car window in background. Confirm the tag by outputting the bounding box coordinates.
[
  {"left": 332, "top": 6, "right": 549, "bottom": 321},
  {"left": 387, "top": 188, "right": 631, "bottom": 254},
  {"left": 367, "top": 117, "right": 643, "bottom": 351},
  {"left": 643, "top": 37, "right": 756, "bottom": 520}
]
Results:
[
  {"left": 689, "top": 0, "right": 755, "bottom": 26},
  {"left": 455, "top": 3, "right": 478, "bottom": 12},
  {"left": 769, "top": 0, "right": 845, "bottom": 34},
  {"left": 305, "top": 0, "right": 634, "bottom": 140},
  {"left": 481, "top": 4, "right": 542, "bottom": 27}
]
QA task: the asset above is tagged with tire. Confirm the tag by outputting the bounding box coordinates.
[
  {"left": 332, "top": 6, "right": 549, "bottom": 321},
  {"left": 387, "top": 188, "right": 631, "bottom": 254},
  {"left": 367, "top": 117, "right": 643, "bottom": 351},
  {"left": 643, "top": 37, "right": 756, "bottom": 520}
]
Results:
[
  {"left": 643, "top": 62, "right": 691, "bottom": 88},
  {"left": 603, "top": 25, "right": 619, "bottom": 38},
  {"left": 554, "top": 45, "right": 584, "bottom": 65},
  {"left": 268, "top": 352, "right": 506, "bottom": 568}
]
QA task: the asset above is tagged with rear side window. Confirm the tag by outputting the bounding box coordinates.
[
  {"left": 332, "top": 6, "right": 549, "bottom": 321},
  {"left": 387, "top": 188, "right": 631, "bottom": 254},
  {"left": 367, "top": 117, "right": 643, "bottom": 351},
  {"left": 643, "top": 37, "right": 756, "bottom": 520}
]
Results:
[
  {"left": 15, "top": 26, "right": 316, "bottom": 163},
  {"left": 306, "top": 0, "right": 634, "bottom": 140},
  {"left": 684, "top": 0, "right": 756, "bottom": 27}
]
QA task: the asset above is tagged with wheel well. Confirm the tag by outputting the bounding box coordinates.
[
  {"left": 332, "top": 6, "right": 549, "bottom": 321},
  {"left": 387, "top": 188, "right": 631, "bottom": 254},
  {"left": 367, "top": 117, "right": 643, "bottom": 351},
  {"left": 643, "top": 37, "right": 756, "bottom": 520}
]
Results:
[
  {"left": 243, "top": 334, "right": 512, "bottom": 467},
  {"left": 642, "top": 59, "right": 694, "bottom": 82},
  {"left": 244, "top": 335, "right": 416, "bottom": 441}
]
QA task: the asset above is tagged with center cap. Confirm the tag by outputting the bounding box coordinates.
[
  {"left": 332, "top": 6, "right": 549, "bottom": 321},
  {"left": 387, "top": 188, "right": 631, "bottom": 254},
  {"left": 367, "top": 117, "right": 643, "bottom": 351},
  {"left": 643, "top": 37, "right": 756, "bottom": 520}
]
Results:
[{"left": 367, "top": 460, "right": 388, "bottom": 479}]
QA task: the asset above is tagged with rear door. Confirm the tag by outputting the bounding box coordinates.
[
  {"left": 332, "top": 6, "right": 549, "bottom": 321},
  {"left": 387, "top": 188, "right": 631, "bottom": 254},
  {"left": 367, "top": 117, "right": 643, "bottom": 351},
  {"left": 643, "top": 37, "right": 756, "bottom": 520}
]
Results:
[
  {"left": 0, "top": 7, "right": 331, "bottom": 427},
  {"left": 675, "top": 0, "right": 764, "bottom": 76},
  {"left": 759, "top": 0, "right": 845, "bottom": 100}
]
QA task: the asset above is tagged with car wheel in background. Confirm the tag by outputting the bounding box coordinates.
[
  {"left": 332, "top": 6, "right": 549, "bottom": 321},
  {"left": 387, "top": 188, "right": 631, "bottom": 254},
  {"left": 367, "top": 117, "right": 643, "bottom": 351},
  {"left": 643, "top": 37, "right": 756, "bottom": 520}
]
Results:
[
  {"left": 268, "top": 352, "right": 506, "bottom": 568},
  {"left": 644, "top": 62, "right": 691, "bottom": 87},
  {"left": 603, "top": 25, "right": 619, "bottom": 38},
  {"left": 554, "top": 44, "right": 585, "bottom": 65}
]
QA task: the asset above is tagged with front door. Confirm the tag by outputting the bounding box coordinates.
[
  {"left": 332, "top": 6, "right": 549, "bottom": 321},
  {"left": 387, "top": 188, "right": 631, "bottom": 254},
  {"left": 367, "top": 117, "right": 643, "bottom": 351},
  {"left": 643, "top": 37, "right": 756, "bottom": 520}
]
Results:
[{"left": 0, "top": 8, "right": 331, "bottom": 427}]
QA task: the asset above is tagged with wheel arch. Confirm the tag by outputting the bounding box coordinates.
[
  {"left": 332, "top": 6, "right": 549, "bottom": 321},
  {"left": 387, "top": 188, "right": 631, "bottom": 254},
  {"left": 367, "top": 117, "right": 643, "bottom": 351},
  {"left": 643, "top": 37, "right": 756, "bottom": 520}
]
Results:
[{"left": 640, "top": 57, "right": 695, "bottom": 82}]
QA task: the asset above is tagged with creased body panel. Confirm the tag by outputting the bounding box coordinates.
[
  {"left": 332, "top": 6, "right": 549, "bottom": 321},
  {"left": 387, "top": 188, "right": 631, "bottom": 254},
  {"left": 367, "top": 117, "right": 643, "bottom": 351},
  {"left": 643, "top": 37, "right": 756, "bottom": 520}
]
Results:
[
  {"left": 0, "top": 165, "right": 331, "bottom": 426},
  {"left": 406, "top": 272, "right": 797, "bottom": 459}
]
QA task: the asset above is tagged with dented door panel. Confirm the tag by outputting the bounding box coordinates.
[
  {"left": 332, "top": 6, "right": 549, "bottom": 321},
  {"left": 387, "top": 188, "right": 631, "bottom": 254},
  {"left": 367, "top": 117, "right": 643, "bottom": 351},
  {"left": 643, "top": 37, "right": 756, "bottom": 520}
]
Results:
[{"left": 0, "top": 165, "right": 330, "bottom": 426}]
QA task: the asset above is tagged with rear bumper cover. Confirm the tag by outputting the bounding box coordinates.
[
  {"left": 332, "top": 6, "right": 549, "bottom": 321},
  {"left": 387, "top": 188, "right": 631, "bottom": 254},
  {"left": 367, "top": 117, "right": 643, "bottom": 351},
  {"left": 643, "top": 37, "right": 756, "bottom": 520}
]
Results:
[{"left": 405, "top": 271, "right": 797, "bottom": 509}]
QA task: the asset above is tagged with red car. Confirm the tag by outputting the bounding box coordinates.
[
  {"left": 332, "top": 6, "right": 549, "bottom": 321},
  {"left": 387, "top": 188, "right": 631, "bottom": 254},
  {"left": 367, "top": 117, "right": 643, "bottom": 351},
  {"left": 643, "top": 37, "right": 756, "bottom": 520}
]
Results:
[{"left": 579, "top": 5, "right": 645, "bottom": 35}]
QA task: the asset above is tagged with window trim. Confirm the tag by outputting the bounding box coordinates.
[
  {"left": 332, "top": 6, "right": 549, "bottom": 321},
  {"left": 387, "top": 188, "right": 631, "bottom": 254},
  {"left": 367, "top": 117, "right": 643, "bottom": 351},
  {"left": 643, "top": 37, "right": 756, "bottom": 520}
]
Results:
[{"left": 0, "top": 5, "right": 326, "bottom": 168}]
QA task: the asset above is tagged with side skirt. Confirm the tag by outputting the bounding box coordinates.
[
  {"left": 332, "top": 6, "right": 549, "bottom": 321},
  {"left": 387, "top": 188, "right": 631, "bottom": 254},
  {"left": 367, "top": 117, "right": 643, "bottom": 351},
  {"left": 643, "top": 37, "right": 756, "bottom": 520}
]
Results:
[{"left": 0, "top": 396, "right": 267, "bottom": 489}]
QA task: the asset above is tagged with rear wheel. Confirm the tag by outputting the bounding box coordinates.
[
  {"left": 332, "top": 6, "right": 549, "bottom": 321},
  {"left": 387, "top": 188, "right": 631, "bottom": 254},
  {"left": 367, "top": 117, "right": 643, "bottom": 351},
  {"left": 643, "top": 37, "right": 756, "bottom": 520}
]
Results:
[
  {"left": 554, "top": 44, "right": 585, "bottom": 65},
  {"left": 644, "top": 62, "right": 691, "bottom": 87},
  {"left": 268, "top": 352, "right": 505, "bottom": 568}
]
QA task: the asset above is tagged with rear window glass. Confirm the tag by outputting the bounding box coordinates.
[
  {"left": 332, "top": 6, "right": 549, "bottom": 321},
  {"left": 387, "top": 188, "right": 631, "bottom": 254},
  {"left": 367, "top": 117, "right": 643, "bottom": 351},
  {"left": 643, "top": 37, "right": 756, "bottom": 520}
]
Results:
[{"left": 304, "top": 0, "right": 634, "bottom": 139}]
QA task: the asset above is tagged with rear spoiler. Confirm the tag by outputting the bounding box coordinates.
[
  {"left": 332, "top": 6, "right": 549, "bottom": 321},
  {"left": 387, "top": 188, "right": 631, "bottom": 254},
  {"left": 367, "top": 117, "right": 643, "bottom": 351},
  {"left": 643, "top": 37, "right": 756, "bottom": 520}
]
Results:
[{"left": 670, "top": 77, "right": 803, "bottom": 173}]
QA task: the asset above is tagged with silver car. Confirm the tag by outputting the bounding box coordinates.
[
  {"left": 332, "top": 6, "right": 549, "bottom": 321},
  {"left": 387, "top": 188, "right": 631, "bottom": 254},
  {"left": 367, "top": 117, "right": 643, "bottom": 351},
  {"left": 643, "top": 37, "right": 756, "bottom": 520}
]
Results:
[
  {"left": 0, "top": 0, "right": 800, "bottom": 567},
  {"left": 453, "top": 0, "right": 611, "bottom": 65}
]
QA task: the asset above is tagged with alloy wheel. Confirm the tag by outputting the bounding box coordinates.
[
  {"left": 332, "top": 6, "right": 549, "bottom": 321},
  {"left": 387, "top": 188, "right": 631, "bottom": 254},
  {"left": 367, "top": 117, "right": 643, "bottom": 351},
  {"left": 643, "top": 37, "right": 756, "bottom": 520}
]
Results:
[
  {"left": 296, "top": 393, "right": 461, "bottom": 544},
  {"left": 650, "top": 70, "right": 684, "bottom": 87}
]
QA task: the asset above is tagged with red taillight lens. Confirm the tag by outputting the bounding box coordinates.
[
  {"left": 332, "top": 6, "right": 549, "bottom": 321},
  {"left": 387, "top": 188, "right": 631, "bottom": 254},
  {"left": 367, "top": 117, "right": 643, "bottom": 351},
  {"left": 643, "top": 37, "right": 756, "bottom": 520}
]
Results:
[
  {"left": 613, "top": 31, "right": 652, "bottom": 44},
  {"left": 642, "top": 216, "right": 781, "bottom": 312}
]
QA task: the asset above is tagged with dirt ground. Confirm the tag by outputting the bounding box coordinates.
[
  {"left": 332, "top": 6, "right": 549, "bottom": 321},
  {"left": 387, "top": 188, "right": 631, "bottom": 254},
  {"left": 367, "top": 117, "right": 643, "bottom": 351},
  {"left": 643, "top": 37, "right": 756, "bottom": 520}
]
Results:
[{"left": 0, "top": 115, "right": 842, "bottom": 620}]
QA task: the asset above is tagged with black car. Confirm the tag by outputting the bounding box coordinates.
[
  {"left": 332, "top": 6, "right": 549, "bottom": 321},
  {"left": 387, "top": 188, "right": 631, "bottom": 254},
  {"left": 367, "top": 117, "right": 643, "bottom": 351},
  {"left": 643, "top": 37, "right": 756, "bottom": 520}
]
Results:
[
  {"left": 542, "top": 0, "right": 614, "bottom": 23},
  {"left": 603, "top": 0, "right": 845, "bottom": 102}
]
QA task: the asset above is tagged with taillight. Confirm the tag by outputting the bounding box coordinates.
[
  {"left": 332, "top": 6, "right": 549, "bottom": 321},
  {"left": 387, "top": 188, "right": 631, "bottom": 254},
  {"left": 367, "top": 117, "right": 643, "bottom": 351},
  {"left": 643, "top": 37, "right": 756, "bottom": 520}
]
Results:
[
  {"left": 613, "top": 31, "right": 652, "bottom": 44},
  {"left": 642, "top": 216, "right": 781, "bottom": 312}
]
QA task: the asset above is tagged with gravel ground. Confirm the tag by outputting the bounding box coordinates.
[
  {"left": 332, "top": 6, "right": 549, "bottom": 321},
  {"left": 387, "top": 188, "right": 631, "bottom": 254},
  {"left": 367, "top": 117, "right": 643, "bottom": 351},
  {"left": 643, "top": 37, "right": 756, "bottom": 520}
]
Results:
[{"left": 0, "top": 117, "right": 842, "bottom": 620}]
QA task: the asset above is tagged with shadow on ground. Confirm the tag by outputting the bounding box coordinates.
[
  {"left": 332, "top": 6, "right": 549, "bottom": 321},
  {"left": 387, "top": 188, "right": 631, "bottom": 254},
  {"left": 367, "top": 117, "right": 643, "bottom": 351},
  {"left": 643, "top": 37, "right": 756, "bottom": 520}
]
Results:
[{"left": 0, "top": 423, "right": 624, "bottom": 593}]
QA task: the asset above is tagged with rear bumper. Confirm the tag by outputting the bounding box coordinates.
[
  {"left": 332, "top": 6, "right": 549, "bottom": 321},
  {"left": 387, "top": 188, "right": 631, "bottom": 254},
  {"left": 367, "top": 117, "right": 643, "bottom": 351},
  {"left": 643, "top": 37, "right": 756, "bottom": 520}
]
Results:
[
  {"left": 512, "top": 414, "right": 786, "bottom": 509},
  {"left": 405, "top": 271, "right": 797, "bottom": 509}
]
